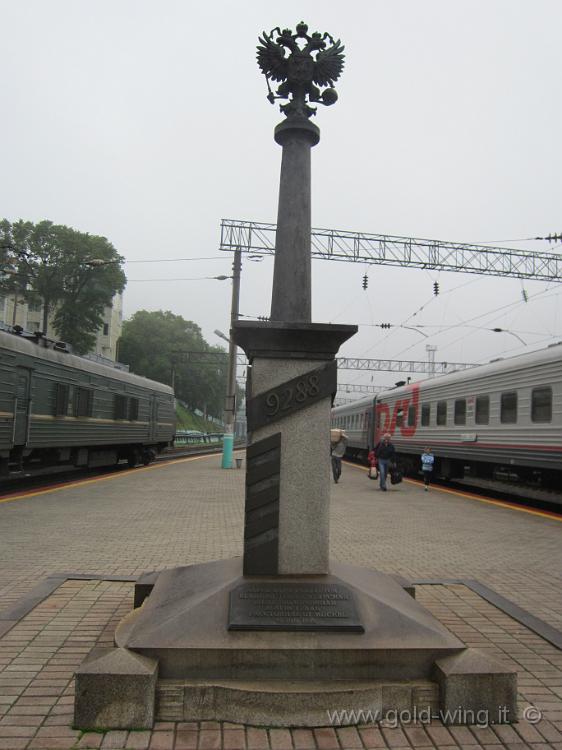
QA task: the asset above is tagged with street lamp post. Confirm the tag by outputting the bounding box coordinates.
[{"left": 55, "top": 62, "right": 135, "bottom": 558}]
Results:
[{"left": 219, "top": 248, "right": 242, "bottom": 469}]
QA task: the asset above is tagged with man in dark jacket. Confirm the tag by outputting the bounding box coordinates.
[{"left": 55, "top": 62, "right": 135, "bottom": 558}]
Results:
[{"left": 374, "top": 433, "right": 396, "bottom": 491}]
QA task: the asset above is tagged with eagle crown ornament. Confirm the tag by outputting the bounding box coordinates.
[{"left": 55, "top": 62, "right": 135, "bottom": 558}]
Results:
[{"left": 257, "top": 22, "right": 345, "bottom": 119}]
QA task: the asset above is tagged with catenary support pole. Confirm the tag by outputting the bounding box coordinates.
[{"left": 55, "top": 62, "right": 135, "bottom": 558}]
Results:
[{"left": 221, "top": 247, "right": 242, "bottom": 468}]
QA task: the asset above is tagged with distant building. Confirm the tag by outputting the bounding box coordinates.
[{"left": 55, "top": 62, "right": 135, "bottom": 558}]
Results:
[{"left": 0, "top": 292, "right": 123, "bottom": 360}]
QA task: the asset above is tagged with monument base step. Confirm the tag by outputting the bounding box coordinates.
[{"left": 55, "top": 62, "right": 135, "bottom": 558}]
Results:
[{"left": 155, "top": 678, "right": 439, "bottom": 726}]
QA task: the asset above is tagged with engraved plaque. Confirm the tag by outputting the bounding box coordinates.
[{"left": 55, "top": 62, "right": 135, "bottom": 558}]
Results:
[
  {"left": 246, "top": 360, "right": 337, "bottom": 432},
  {"left": 228, "top": 582, "right": 364, "bottom": 632}
]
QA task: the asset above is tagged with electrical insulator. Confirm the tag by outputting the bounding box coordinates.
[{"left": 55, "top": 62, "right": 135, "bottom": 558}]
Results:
[
  {"left": 362, "top": 274, "right": 368, "bottom": 290},
  {"left": 522, "top": 289, "right": 528, "bottom": 303},
  {"left": 380, "top": 323, "right": 391, "bottom": 329},
  {"left": 547, "top": 233, "right": 562, "bottom": 243},
  {"left": 433, "top": 281, "right": 439, "bottom": 296}
]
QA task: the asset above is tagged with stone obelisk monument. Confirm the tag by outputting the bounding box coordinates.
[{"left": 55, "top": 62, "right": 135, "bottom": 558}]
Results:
[
  {"left": 233, "top": 22, "right": 356, "bottom": 575},
  {"left": 74, "top": 23, "right": 517, "bottom": 730}
]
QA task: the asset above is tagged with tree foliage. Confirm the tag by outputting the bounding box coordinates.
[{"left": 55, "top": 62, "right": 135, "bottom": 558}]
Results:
[
  {"left": 119, "top": 310, "right": 228, "bottom": 420},
  {"left": 0, "top": 219, "right": 126, "bottom": 353}
]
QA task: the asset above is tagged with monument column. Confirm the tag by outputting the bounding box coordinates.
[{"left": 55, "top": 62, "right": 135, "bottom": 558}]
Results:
[
  {"left": 233, "top": 23, "right": 355, "bottom": 576},
  {"left": 270, "top": 119, "right": 319, "bottom": 323}
]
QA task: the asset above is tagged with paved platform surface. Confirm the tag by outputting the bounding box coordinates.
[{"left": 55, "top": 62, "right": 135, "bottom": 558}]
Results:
[{"left": 0, "top": 454, "right": 561, "bottom": 749}]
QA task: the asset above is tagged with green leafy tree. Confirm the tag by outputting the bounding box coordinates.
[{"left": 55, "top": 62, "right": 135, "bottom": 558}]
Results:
[
  {"left": 0, "top": 219, "right": 126, "bottom": 353},
  {"left": 119, "top": 310, "right": 228, "bottom": 419}
]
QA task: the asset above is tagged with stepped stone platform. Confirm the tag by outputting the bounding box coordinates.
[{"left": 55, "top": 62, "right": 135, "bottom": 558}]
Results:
[{"left": 69, "top": 557, "right": 516, "bottom": 728}]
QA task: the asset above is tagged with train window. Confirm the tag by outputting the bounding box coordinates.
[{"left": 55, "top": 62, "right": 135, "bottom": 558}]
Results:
[
  {"left": 421, "top": 404, "right": 430, "bottom": 426},
  {"left": 454, "top": 399, "right": 466, "bottom": 425},
  {"left": 396, "top": 408, "right": 403, "bottom": 427},
  {"left": 407, "top": 405, "right": 416, "bottom": 426},
  {"left": 54, "top": 384, "right": 69, "bottom": 416},
  {"left": 475, "top": 395, "right": 489, "bottom": 424},
  {"left": 75, "top": 388, "right": 93, "bottom": 417},
  {"left": 436, "top": 401, "right": 447, "bottom": 426},
  {"left": 129, "top": 398, "right": 139, "bottom": 421},
  {"left": 500, "top": 392, "right": 517, "bottom": 423},
  {"left": 531, "top": 387, "right": 552, "bottom": 422},
  {"left": 114, "top": 394, "right": 128, "bottom": 420}
]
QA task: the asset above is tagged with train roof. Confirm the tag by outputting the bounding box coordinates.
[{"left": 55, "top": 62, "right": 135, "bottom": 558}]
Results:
[
  {"left": 0, "top": 330, "right": 174, "bottom": 395},
  {"left": 331, "top": 342, "right": 562, "bottom": 414},
  {"left": 378, "top": 342, "right": 562, "bottom": 401},
  {"left": 332, "top": 395, "right": 375, "bottom": 414}
]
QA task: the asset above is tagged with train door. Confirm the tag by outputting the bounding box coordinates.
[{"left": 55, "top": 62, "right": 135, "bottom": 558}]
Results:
[
  {"left": 149, "top": 396, "right": 159, "bottom": 442},
  {"left": 13, "top": 367, "right": 32, "bottom": 446},
  {"left": 366, "top": 409, "right": 373, "bottom": 451}
]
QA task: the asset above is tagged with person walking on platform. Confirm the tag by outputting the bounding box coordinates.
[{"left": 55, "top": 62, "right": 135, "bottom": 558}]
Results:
[
  {"left": 374, "top": 433, "right": 395, "bottom": 491},
  {"left": 421, "top": 447, "right": 434, "bottom": 491},
  {"left": 330, "top": 429, "right": 348, "bottom": 483}
]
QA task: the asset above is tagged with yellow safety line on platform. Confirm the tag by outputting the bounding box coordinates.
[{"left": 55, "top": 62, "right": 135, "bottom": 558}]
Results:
[
  {"left": 0, "top": 454, "right": 215, "bottom": 506},
  {"left": 344, "top": 460, "right": 562, "bottom": 523}
]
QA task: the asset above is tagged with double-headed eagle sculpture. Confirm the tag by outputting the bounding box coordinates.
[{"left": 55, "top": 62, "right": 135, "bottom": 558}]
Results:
[{"left": 257, "top": 22, "right": 345, "bottom": 119}]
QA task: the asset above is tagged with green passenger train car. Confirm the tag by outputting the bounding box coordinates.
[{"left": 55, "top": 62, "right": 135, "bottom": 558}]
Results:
[{"left": 0, "top": 329, "right": 175, "bottom": 476}]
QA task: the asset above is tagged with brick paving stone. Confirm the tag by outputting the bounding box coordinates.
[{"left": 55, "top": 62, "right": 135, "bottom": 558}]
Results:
[
  {"left": 491, "top": 727, "right": 521, "bottom": 744},
  {"left": 0, "top": 739, "right": 29, "bottom": 749},
  {"left": 536, "top": 721, "right": 562, "bottom": 742},
  {"left": 381, "top": 727, "right": 409, "bottom": 746},
  {"left": 513, "top": 723, "right": 544, "bottom": 744},
  {"left": 0, "top": 725, "right": 37, "bottom": 737},
  {"left": 269, "top": 729, "right": 293, "bottom": 750},
  {"left": 35, "top": 724, "right": 80, "bottom": 739},
  {"left": 28, "top": 740, "right": 76, "bottom": 750},
  {"left": 102, "top": 730, "right": 129, "bottom": 749},
  {"left": 313, "top": 727, "right": 340, "bottom": 749},
  {"left": 197, "top": 729, "right": 221, "bottom": 749},
  {"left": 245, "top": 727, "right": 269, "bottom": 750},
  {"left": 403, "top": 726, "right": 435, "bottom": 745},
  {"left": 223, "top": 728, "right": 247, "bottom": 750},
  {"left": 358, "top": 728, "right": 386, "bottom": 748},
  {"left": 291, "top": 729, "right": 314, "bottom": 749},
  {"left": 426, "top": 725, "right": 456, "bottom": 745},
  {"left": 125, "top": 732, "right": 152, "bottom": 749},
  {"left": 149, "top": 730, "right": 175, "bottom": 749},
  {"left": 335, "top": 726, "right": 362, "bottom": 748},
  {"left": 79, "top": 733, "right": 104, "bottom": 749},
  {"left": 175, "top": 731, "right": 198, "bottom": 750}
]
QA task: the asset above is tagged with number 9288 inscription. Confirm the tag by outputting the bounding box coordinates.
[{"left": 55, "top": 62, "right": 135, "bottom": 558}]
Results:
[
  {"left": 266, "top": 375, "right": 320, "bottom": 416},
  {"left": 245, "top": 360, "right": 337, "bottom": 432}
]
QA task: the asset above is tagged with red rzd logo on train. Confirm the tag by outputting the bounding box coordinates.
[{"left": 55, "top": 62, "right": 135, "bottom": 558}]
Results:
[{"left": 375, "top": 384, "right": 419, "bottom": 441}]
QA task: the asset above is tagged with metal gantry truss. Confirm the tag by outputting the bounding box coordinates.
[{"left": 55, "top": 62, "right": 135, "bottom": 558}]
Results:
[
  {"left": 220, "top": 219, "right": 562, "bottom": 281},
  {"left": 337, "top": 358, "right": 476, "bottom": 374},
  {"left": 337, "top": 383, "right": 386, "bottom": 393},
  {"left": 174, "top": 351, "right": 477, "bottom": 375}
]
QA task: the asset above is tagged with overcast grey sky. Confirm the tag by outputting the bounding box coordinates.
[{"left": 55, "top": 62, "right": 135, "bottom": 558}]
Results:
[{"left": 1, "top": 1, "right": 561, "bottom": 390}]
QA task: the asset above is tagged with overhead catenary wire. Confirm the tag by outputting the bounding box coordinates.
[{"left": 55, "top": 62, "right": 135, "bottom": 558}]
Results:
[{"left": 125, "top": 256, "right": 225, "bottom": 263}]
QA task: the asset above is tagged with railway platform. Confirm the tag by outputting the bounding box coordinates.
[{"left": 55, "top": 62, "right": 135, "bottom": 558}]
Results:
[{"left": 0, "top": 454, "right": 561, "bottom": 749}]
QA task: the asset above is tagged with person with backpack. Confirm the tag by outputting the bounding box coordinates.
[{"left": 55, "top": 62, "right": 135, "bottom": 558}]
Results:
[
  {"left": 374, "top": 433, "right": 396, "bottom": 491},
  {"left": 421, "top": 447, "right": 435, "bottom": 491}
]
